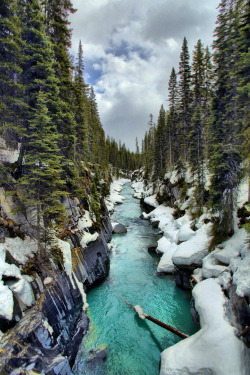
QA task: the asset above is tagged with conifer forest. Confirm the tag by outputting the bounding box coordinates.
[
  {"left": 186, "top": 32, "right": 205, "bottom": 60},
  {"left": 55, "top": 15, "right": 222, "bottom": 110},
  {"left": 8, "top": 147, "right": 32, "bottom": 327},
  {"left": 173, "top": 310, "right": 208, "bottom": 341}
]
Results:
[{"left": 0, "top": 0, "right": 249, "bottom": 374}]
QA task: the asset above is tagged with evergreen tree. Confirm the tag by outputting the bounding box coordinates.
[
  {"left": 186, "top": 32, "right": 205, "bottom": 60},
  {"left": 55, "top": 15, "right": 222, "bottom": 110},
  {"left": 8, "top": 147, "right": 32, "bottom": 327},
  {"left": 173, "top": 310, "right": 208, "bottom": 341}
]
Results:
[
  {"left": 178, "top": 37, "right": 192, "bottom": 161},
  {"left": 209, "top": 0, "right": 244, "bottom": 243},
  {"left": 0, "top": 0, "right": 23, "bottom": 139},
  {"left": 20, "top": 91, "right": 64, "bottom": 248},
  {"left": 154, "top": 105, "right": 166, "bottom": 178},
  {"left": 42, "top": 0, "right": 77, "bottom": 159},
  {"left": 166, "top": 67, "right": 179, "bottom": 170},
  {"left": 192, "top": 39, "right": 205, "bottom": 107},
  {"left": 18, "top": 0, "right": 62, "bottom": 164},
  {"left": 74, "top": 40, "right": 90, "bottom": 160}
]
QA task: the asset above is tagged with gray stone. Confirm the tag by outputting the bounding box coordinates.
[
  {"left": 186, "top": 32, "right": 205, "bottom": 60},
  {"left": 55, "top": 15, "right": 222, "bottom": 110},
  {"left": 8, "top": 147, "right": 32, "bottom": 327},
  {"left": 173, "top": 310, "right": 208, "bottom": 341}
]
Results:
[
  {"left": 112, "top": 223, "right": 127, "bottom": 234},
  {"left": 151, "top": 220, "right": 160, "bottom": 228},
  {"left": 147, "top": 243, "right": 158, "bottom": 253}
]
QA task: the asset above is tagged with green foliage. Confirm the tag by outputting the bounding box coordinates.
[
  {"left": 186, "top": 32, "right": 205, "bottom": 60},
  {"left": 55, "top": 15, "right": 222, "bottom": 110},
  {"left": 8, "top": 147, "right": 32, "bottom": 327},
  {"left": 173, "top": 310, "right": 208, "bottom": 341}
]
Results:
[
  {"left": 20, "top": 91, "right": 65, "bottom": 223},
  {"left": 0, "top": 0, "right": 24, "bottom": 137}
]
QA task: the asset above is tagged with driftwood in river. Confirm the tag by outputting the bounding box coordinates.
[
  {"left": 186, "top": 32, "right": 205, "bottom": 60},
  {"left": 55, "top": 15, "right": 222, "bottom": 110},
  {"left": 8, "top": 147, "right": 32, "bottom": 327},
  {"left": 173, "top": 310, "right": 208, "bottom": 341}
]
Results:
[{"left": 122, "top": 298, "right": 189, "bottom": 339}]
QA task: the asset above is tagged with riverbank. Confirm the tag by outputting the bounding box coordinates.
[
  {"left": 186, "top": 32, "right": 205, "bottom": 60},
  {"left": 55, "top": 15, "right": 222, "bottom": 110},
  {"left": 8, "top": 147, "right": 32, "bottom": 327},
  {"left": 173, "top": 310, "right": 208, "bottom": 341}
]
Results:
[{"left": 132, "top": 171, "right": 250, "bottom": 375}]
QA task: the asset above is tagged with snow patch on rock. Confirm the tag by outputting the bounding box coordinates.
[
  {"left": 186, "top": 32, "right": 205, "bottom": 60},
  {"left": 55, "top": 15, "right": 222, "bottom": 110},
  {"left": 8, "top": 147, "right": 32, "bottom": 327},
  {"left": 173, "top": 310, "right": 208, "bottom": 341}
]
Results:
[
  {"left": 0, "top": 282, "right": 14, "bottom": 320},
  {"left": 157, "top": 244, "right": 178, "bottom": 274},
  {"left": 105, "top": 178, "right": 128, "bottom": 212},
  {"left": 80, "top": 232, "right": 99, "bottom": 248},
  {"left": 0, "top": 237, "right": 37, "bottom": 265},
  {"left": 160, "top": 279, "right": 250, "bottom": 375},
  {"left": 172, "top": 224, "right": 211, "bottom": 267},
  {"left": 57, "top": 239, "right": 74, "bottom": 286},
  {"left": 78, "top": 211, "right": 93, "bottom": 230},
  {"left": 0, "top": 137, "right": 21, "bottom": 164},
  {"left": 144, "top": 194, "right": 159, "bottom": 208},
  {"left": 177, "top": 223, "right": 195, "bottom": 242},
  {"left": 156, "top": 237, "right": 172, "bottom": 254}
]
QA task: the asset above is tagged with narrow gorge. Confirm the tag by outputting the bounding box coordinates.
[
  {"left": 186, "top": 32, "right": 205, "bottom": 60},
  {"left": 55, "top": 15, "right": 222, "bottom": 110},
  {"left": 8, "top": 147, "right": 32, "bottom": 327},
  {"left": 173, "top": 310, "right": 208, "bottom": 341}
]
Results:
[{"left": 0, "top": 0, "right": 250, "bottom": 374}]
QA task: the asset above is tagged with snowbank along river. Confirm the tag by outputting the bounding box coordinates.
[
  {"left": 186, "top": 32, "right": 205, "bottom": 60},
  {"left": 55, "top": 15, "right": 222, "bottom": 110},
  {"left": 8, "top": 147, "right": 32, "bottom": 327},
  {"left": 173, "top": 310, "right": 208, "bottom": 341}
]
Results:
[{"left": 74, "top": 183, "right": 198, "bottom": 375}]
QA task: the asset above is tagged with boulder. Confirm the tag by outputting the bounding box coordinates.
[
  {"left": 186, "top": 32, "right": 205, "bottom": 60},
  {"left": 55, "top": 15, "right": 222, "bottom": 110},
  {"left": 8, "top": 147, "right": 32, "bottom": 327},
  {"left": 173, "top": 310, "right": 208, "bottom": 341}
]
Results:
[
  {"left": 112, "top": 222, "right": 127, "bottom": 234},
  {"left": 151, "top": 220, "right": 160, "bottom": 228},
  {"left": 147, "top": 243, "right": 158, "bottom": 253}
]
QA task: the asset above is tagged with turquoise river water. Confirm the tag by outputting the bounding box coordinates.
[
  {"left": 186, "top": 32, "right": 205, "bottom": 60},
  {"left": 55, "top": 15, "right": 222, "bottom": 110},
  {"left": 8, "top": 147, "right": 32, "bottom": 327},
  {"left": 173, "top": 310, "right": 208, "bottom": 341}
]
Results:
[{"left": 74, "top": 183, "right": 198, "bottom": 375}]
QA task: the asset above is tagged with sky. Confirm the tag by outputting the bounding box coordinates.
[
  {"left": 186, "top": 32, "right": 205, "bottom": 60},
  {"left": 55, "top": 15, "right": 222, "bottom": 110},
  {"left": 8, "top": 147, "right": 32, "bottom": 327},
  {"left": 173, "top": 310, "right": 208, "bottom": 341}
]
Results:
[{"left": 69, "top": 0, "right": 220, "bottom": 150}]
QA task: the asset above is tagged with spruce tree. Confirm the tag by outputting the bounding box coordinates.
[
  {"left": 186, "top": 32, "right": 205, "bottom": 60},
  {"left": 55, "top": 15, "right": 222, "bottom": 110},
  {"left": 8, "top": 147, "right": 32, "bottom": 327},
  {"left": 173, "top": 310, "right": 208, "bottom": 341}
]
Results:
[
  {"left": 209, "top": 0, "right": 244, "bottom": 243},
  {"left": 74, "top": 40, "right": 90, "bottom": 160},
  {"left": 0, "top": 0, "right": 23, "bottom": 139},
  {"left": 154, "top": 105, "right": 166, "bottom": 179},
  {"left": 43, "top": 0, "right": 77, "bottom": 160},
  {"left": 166, "top": 67, "right": 179, "bottom": 170},
  {"left": 20, "top": 91, "right": 64, "bottom": 248},
  {"left": 178, "top": 37, "right": 192, "bottom": 162}
]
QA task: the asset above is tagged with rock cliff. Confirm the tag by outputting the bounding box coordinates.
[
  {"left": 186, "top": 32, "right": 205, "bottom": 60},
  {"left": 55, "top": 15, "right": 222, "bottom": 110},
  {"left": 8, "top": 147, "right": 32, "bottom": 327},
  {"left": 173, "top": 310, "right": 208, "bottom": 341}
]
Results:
[{"left": 0, "top": 137, "right": 112, "bottom": 374}]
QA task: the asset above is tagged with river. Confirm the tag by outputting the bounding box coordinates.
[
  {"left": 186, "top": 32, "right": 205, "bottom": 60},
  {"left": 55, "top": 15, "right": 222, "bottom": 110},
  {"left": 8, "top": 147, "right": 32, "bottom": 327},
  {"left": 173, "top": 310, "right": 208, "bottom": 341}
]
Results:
[{"left": 74, "top": 183, "right": 198, "bottom": 375}]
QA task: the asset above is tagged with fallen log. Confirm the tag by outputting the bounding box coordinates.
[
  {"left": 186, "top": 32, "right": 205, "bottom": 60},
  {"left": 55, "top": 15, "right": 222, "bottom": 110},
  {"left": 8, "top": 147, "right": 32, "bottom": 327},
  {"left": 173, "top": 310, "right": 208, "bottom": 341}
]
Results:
[
  {"left": 145, "top": 314, "right": 189, "bottom": 339},
  {"left": 122, "top": 298, "right": 189, "bottom": 339}
]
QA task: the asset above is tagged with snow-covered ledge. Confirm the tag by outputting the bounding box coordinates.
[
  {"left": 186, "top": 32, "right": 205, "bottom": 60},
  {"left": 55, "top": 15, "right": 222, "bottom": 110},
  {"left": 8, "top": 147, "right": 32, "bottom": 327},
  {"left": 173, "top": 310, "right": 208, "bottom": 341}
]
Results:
[
  {"left": 160, "top": 279, "right": 250, "bottom": 375},
  {"left": 0, "top": 137, "right": 21, "bottom": 164}
]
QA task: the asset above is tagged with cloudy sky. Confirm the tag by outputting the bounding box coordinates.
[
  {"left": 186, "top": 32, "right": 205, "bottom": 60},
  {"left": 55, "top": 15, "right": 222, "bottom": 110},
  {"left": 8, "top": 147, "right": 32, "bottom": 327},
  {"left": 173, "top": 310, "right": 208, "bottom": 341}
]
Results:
[{"left": 69, "top": 0, "right": 220, "bottom": 150}]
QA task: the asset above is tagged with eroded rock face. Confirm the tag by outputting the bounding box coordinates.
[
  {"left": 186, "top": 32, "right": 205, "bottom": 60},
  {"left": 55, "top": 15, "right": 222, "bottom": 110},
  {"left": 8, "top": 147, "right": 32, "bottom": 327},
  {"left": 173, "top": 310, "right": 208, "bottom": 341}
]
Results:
[
  {"left": 0, "top": 270, "right": 88, "bottom": 375},
  {"left": 0, "top": 213, "right": 112, "bottom": 374}
]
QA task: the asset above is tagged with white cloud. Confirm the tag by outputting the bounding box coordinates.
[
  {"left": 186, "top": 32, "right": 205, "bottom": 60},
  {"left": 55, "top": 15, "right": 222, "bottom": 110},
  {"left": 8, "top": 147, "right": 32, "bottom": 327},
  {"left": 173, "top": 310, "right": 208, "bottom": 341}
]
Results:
[{"left": 70, "top": 0, "right": 220, "bottom": 150}]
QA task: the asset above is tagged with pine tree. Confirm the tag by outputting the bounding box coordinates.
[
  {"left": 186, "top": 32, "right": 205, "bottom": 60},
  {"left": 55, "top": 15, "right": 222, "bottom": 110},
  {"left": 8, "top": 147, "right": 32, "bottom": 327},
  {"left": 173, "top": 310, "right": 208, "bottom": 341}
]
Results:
[
  {"left": 20, "top": 91, "right": 64, "bottom": 249},
  {"left": 42, "top": 0, "right": 77, "bottom": 160},
  {"left": 166, "top": 67, "right": 179, "bottom": 170},
  {"left": 74, "top": 40, "right": 90, "bottom": 160},
  {"left": 178, "top": 37, "right": 192, "bottom": 161},
  {"left": 209, "top": 0, "right": 244, "bottom": 243},
  {"left": 89, "top": 87, "right": 106, "bottom": 166},
  {"left": 0, "top": 0, "right": 23, "bottom": 140},
  {"left": 18, "top": 0, "right": 62, "bottom": 164},
  {"left": 192, "top": 39, "right": 205, "bottom": 107},
  {"left": 154, "top": 105, "right": 166, "bottom": 179}
]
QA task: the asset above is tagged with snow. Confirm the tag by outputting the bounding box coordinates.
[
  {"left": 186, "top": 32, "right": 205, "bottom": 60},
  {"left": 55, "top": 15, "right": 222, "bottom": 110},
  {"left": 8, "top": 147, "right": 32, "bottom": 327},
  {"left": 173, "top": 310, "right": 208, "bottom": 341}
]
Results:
[
  {"left": 160, "top": 279, "right": 250, "bottom": 375},
  {"left": 237, "top": 177, "right": 249, "bottom": 207},
  {"left": 232, "top": 243, "right": 250, "bottom": 297},
  {"left": 143, "top": 194, "right": 159, "bottom": 208},
  {"left": 80, "top": 231, "right": 99, "bottom": 248},
  {"left": 156, "top": 237, "right": 172, "bottom": 254},
  {"left": 74, "top": 273, "right": 89, "bottom": 310},
  {"left": 172, "top": 224, "right": 211, "bottom": 267},
  {"left": 134, "top": 305, "right": 146, "bottom": 319},
  {"left": 57, "top": 239, "right": 74, "bottom": 286},
  {"left": 202, "top": 229, "right": 250, "bottom": 283},
  {"left": 175, "top": 214, "right": 190, "bottom": 229},
  {"left": 163, "top": 221, "right": 178, "bottom": 243},
  {"left": 143, "top": 205, "right": 174, "bottom": 231},
  {"left": 214, "top": 228, "right": 247, "bottom": 265},
  {"left": 0, "top": 137, "right": 21, "bottom": 164},
  {"left": 0, "top": 237, "right": 37, "bottom": 265},
  {"left": 0, "top": 256, "right": 21, "bottom": 280},
  {"left": 157, "top": 244, "right": 178, "bottom": 273},
  {"left": 78, "top": 211, "right": 93, "bottom": 230},
  {"left": 202, "top": 250, "right": 228, "bottom": 279},
  {"left": 44, "top": 277, "right": 53, "bottom": 285},
  {"left": 177, "top": 223, "right": 195, "bottom": 242},
  {"left": 43, "top": 319, "right": 54, "bottom": 335},
  {"left": 169, "top": 170, "right": 178, "bottom": 184},
  {"left": 131, "top": 181, "right": 144, "bottom": 199},
  {"left": 105, "top": 178, "right": 128, "bottom": 212},
  {"left": 8, "top": 278, "right": 34, "bottom": 307},
  {"left": 0, "top": 282, "right": 14, "bottom": 320}
]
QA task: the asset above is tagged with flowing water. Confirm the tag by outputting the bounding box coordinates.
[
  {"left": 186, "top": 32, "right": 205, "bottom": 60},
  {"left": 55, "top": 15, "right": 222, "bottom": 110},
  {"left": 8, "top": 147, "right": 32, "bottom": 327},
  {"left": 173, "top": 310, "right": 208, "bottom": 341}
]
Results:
[{"left": 74, "top": 183, "right": 198, "bottom": 375}]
